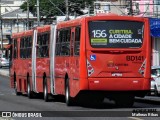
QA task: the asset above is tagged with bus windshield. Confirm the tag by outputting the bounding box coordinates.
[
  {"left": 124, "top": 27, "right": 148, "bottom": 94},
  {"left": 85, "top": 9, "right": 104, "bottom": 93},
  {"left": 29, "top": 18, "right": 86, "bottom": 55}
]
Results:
[{"left": 89, "top": 20, "right": 144, "bottom": 48}]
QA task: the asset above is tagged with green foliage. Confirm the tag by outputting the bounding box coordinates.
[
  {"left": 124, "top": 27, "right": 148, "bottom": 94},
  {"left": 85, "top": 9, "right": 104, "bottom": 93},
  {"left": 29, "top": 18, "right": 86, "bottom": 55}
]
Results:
[{"left": 20, "top": 0, "right": 94, "bottom": 19}]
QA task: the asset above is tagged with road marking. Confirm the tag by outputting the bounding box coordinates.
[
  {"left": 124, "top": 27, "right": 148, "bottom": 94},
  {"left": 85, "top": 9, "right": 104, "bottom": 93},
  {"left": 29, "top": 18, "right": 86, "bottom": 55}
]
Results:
[{"left": 128, "top": 117, "right": 144, "bottom": 120}]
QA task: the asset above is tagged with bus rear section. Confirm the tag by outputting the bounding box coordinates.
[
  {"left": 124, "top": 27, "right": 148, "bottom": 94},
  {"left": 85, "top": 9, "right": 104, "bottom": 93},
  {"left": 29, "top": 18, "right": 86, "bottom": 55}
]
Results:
[{"left": 80, "top": 17, "right": 151, "bottom": 107}]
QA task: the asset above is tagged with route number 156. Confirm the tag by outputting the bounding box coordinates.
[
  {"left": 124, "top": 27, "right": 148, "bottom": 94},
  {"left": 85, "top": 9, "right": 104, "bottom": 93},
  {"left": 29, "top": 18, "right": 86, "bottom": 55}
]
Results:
[{"left": 92, "top": 30, "right": 107, "bottom": 38}]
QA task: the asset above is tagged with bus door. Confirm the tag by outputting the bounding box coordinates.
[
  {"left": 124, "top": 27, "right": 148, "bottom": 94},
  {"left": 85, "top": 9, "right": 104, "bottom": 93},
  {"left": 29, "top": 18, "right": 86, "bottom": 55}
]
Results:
[
  {"left": 70, "top": 27, "right": 81, "bottom": 95},
  {"left": 72, "top": 27, "right": 81, "bottom": 80},
  {"left": 70, "top": 28, "right": 75, "bottom": 80},
  {"left": 31, "top": 29, "right": 37, "bottom": 92},
  {"left": 50, "top": 24, "right": 57, "bottom": 94}
]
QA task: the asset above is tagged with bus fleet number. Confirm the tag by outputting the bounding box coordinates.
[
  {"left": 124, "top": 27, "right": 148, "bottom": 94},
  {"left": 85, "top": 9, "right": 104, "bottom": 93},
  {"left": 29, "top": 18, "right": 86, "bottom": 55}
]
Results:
[{"left": 126, "top": 56, "right": 144, "bottom": 61}]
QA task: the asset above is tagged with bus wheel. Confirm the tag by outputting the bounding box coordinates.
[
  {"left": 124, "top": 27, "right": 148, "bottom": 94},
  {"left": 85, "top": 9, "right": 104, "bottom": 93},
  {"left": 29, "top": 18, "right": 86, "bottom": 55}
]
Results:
[
  {"left": 15, "top": 81, "right": 21, "bottom": 96},
  {"left": 43, "top": 77, "right": 49, "bottom": 102},
  {"left": 115, "top": 94, "right": 134, "bottom": 108},
  {"left": 27, "top": 78, "right": 34, "bottom": 99},
  {"left": 65, "top": 78, "right": 74, "bottom": 106}
]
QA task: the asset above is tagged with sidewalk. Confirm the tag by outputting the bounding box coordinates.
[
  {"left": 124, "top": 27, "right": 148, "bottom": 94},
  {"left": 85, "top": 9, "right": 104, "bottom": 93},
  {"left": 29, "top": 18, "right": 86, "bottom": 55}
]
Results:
[{"left": 0, "top": 68, "right": 9, "bottom": 77}]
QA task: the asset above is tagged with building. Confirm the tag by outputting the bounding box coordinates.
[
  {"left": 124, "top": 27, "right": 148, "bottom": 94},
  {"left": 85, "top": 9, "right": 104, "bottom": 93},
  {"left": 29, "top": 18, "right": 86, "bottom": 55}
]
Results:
[
  {"left": 94, "top": 0, "right": 128, "bottom": 15},
  {"left": 0, "top": 0, "right": 26, "bottom": 50},
  {"left": 152, "top": 0, "right": 160, "bottom": 65},
  {"left": 0, "top": 0, "right": 25, "bottom": 14},
  {"left": 153, "top": 0, "right": 160, "bottom": 18},
  {"left": 132, "top": 0, "right": 160, "bottom": 66},
  {"left": 0, "top": 0, "right": 37, "bottom": 53},
  {"left": 132, "top": 0, "right": 154, "bottom": 17}
]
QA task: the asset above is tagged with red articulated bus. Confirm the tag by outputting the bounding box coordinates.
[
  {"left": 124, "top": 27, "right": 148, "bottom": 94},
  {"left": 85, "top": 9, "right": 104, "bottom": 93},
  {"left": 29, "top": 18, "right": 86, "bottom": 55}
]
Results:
[{"left": 10, "top": 14, "right": 151, "bottom": 107}]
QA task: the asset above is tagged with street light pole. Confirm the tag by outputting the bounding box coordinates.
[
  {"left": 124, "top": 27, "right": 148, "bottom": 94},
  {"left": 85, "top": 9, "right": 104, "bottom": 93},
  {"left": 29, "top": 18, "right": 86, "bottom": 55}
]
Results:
[
  {"left": 65, "top": 0, "right": 69, "bottom": 20},
  {"left": 129, "top": 0, "right": 133, "bottom": 15},
  {"left": 37, "top": 0, "right": 40, "bottom": 26},
  {"left": 27, "top": 0, "right": 29, "bottom": 30}
]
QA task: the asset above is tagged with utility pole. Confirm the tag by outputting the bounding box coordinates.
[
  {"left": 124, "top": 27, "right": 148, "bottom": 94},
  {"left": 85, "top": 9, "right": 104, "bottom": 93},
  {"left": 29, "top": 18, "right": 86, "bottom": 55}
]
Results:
[
  {"left": 27, "top": 0, "right": 29, "bottom": 30},
  {"left": 37, "top": 0, "right": 40, "bottom": 26},
  {"left": 129, "top": 0, "right": 133, "bottom": 15},
  {"left": 0, "top": 0, "right": 3, "bottom": 53},
  {"left": 65, "top": 0, "right": 69, "bottom": 20},
  {"left": 16, "top": 14, "right": 19, "bottom": 33}
]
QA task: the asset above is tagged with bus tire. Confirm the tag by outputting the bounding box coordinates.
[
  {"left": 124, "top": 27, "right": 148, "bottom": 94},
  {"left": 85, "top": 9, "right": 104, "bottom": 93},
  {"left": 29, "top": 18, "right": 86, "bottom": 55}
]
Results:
[
  {"left": 43, "top": 77, "right": 49, "bottom": 102},
  {"left": 15, "top": 81, "right": 21, "bottom": 96},
  {"left": 27, "top": 77, "right": 34, "bottom": 99},
  {"left": 65, "top": 78, "right": 74, "bottom": 106}
]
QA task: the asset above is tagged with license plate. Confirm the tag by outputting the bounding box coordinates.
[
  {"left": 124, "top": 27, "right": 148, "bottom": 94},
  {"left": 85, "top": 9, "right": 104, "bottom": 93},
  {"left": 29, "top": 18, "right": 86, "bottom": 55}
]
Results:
[{"left": 112, "top": 73, "right": 122, "bottom": 77}]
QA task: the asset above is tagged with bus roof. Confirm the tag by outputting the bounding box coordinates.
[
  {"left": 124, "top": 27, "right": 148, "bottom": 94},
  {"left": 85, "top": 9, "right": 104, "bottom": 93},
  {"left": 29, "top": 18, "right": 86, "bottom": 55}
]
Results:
[
  {"left": 12, "top": 14, "right": 148, "bottom": 38},
  {"left": 12, "top": 29, "right": 33, "bottom": 38},
  {"left": 36, "top": 25, "right": 51, "bottom": 33},
  {"left": 12, "top": 25, "right": 51, "bottom": 38},
  {"left": 56, "top": 14, "right": 148, "bottom": 29}
]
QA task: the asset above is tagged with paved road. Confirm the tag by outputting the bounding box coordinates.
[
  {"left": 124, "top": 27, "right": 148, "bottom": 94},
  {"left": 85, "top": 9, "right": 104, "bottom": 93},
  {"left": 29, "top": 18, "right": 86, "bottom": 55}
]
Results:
[{"left": 0, "top": 71, "right": 160, "bottom": 120}]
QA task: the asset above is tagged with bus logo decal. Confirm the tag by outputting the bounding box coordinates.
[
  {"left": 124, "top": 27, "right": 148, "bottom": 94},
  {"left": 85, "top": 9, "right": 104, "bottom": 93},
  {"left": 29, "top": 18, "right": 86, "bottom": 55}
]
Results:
[{"left": 90, "top": 55, "right": 96, "bottom": 61}]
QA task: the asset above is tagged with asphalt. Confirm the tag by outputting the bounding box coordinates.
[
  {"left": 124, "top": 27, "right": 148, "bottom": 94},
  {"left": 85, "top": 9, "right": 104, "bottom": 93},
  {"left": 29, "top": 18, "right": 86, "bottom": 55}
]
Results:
[{"left": 0, "top": 68, "right": 159, "bottom": 104}]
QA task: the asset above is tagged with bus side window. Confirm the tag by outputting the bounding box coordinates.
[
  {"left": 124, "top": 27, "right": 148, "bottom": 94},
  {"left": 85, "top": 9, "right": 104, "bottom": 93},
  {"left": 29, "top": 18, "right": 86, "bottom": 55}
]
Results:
[
  {"left": 13, "top": 39, "right": 18, "bottom": 59},
  {"left": 71, "top": 32, "right": 74, "bottom": 56},
  {"left": 27, "top": 36, "right": 32, "bottom": 58},
  {"left": 37, "top": 33, "right": 49, "bottom": 58},
  {"left": 66, "top": 29, "right": 71, "bottom": 56},
  {"left": 62, "top": 29, "right": 70, "bottom": 56},
  {"left": 56, "top": 30, "right": 61, "bottom": 56},
  {"left": 56, "top": 29, "right": 70, "bottom": 56},
  {"left": 37, "top": 34, "right": 41, "bottom": 57},
  {"left": 25, "top": 36, "right": 32, "bottom": 59},
  {"left": 41, "top": 33, "right": 49, "bottom": 57},
  {"left": 25, "top": 37, "right": 29, "bottom": 58},
  {"left": 74, "top": 27, "right": 81, "bottom": 56},
  {"left": 20, "top": 37, "right": 25, "bottom": 59},
  {"left": 60, "top": 30, "right": 65, "bottom": 55}
]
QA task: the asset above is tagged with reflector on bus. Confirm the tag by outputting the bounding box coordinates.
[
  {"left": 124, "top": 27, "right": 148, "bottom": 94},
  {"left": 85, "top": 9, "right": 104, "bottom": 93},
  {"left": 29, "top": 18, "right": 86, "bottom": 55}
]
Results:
[{"left": 87, "top": 60, "right": 94, "bottom": 76}]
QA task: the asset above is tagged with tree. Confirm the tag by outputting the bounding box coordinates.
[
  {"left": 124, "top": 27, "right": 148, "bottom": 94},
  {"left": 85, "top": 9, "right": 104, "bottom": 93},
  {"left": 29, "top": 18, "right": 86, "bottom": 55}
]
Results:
[
  {"left": 20, "top": 0, "right": 94, "bottom": 21},
  {"left": 20, "top": 0, "right": 65, "bottom": 18}
]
